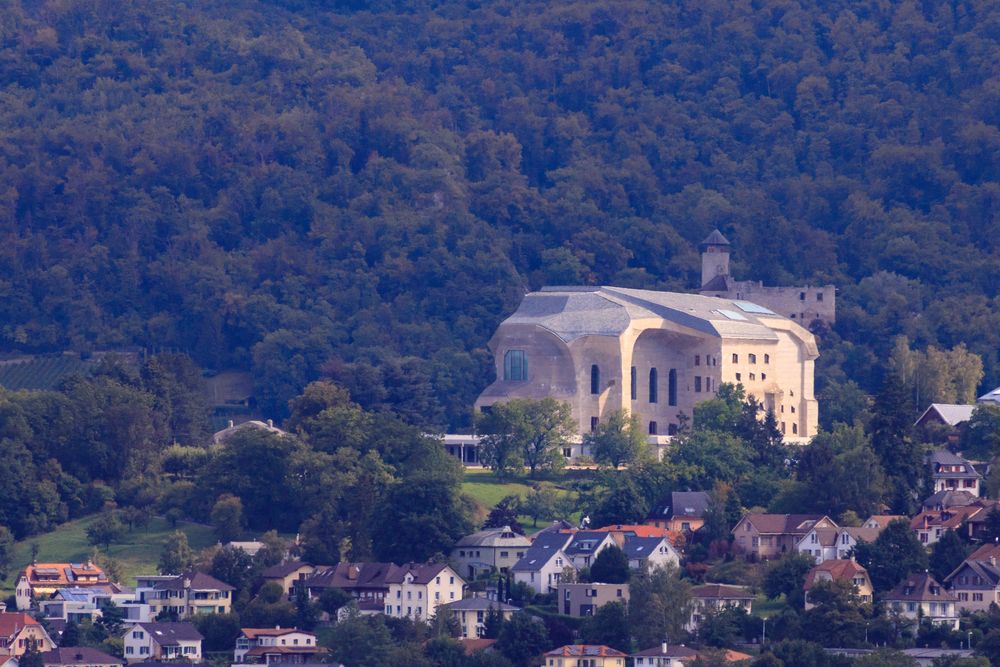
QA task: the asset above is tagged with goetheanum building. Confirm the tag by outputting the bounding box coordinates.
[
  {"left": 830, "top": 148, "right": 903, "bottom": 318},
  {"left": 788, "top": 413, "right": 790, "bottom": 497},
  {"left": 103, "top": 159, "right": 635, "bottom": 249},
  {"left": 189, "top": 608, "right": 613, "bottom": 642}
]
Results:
[{"left": 475, "top": 286, "right": 819, "bottom": 446}]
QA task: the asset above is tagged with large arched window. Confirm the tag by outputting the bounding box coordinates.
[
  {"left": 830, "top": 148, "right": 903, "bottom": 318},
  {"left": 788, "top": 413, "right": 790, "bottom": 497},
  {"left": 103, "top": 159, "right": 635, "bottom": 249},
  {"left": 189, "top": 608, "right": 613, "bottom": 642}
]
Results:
[
  {"left": 630, "top": 367, "right": 637, "bottom": 401},
  {"left": 591, "top": 364, "right": 600, "bottom": 395},
  {"left": 503, "top": 350, "right": 528, "bottom": 381},
  {"left": 668, "top": 369, "right": 677, "bottom": 406},
  {"left": 649, "top": 368, "right": 658, "bottom": 403}
]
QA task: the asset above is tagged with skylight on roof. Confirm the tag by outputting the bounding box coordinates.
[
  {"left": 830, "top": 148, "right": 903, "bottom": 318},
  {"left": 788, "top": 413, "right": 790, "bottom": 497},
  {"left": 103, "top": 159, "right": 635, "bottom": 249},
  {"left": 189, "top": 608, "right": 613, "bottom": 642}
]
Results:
[
  {"left": 717, "top": 309, "right": 748, "bottom": 321},
  {"left": 735, "top": 301, "right": 776, "bottom": 315}
]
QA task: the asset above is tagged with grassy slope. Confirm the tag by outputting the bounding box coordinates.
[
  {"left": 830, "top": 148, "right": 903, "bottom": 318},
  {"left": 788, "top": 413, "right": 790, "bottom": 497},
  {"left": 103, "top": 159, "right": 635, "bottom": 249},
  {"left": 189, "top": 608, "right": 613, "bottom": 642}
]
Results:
[
  {"left": 5, "top": 515, "right": 217, "bottom": 591},
  {"left": 461, "top": 468, "right": 588, "bottom": 529}
]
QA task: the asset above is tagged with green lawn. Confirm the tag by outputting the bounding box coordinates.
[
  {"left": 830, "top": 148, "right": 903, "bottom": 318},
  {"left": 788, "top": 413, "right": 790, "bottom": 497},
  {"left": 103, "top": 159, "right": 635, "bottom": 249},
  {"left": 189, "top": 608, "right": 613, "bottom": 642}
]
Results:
[
  {"left": 5, "top": 515, "right": 217, "bottom": 591},
  {"left": 461, "top": 468, "right": 588, "bottom": 529}
]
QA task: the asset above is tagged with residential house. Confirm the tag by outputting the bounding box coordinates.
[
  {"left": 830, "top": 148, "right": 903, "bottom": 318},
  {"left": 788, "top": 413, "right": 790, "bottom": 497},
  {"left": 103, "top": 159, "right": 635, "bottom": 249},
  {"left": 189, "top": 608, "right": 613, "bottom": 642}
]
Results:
[
  {"left": 927, "top": 449, "right": 981, "bottom": 496},
  {"left": 40, "top": 588, "right": 152, "bottom": 626},
  {"left": 803, "top": 560, "right": 873, "bottom": 610},
  {"left": 644, "top": 492, "right": 711, "bottom": 534},
  {"left": 450, "top": 526, "right": 531, "bottom": 580},
  {"left": 542, "top": 645, "right": 626, "bottom": 667},
  {"left": 510, "top": 531, "right": 573, "bottom": 595},
  {"left": 980, "top": 386, "right": 1000, "bottom": 405},
  {"left": 915, "top": 404, "right": 975, "bottom": 445},
  {"left": 564, "top": 531, "right": 616, "bottom": 569},
  {"left": 233, "top": 628, "right": 322, "bottom": 665},
  {"left": 436, "top": 598, "right": 518, "bottom": 639},
  {"left": 40, "top": 648, "right": 124, "bottom": 667},
  {"left": 910, "top": 505, "right": 983, "bottom": 546},
  {"left": 921, "top": 490, "right": 978, "bottom": 512},
  {"left": 383, "top": 563, "right": 464, "bottom": 622},
  {"left": 122, "top": 622, "right": 202, "bottom": 664},
  {"left": 862, "top": 515, "right": 907, "bottom": 530},
  {"left": 622, "top": 536, "right": 680, "bottom": 571},
  {"left": 833, "top": 527, "right": 880, "bottom": 560},
  {"left": 960, "top": 500, "right": 1000, "bottom": 542},
  {"left": 260, "top": 561, "right": 316, "bottom": 601},
  {"left": 0, "top": 612, "right": 57, "bottom": 657},
  {"left": 687, "top": 585, "right": 753, "bottom": 632},
  {"left": 557, "top": 583, "right": 629, "bottom": 617},
  {"left": 301, "top": 563, "right": 395, "bottom": 612},
  {"left": 134, "top": 572, "right": 234, "bottom": 619},
  {"left": 883, "top": 573, "right": 959, "bottom": 631},
  {"left": 943, "top": 555, "right": 1000, "bottom": 613},
  {"left": 731, "top": 514, "right": 836, "bottom": 560},
  {"left": 15, "top": 563, "right": 110, "bottom": 611},
  {"left": 631, "top": 643, "right": 698, "bottom": 667},
  {"left": 795, "top": 526, "right": 841, "bottom": 564}
]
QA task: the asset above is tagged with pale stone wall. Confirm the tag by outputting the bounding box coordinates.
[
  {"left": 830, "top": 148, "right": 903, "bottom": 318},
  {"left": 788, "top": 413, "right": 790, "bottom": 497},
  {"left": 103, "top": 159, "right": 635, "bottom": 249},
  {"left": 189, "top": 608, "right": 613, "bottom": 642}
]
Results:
[{"left": 704, "top": 281, "right": 836, "bottom": 326}]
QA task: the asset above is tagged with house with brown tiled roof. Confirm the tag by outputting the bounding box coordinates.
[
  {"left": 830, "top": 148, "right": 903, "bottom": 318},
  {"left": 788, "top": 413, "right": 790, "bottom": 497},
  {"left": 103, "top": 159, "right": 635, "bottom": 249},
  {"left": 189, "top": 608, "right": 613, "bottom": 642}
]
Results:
[
  {"left": 863, "top": 515, "right": 907, "bottom": 530},
  {"left": 910, "top": 505, "right": 984, "bottom": 546},
  {"left": 260, "top": 560, "right": 317, "bottom": 600},
  {"left": 0, "top": 612, "right": 56, "bottom": 658},
  {"left": 943, "top": 554, "right": 1000, "bottom": 613},
  {"left": 15, "top": 563, "right": 110, "bottom": 611},
  {"left": 833, "top": 526, "right": 880, "bottom": 560},
  {"left": 731, "top": 514, "right": 836, "bottom": 560},
  {"left": 383, "top": 563, "right": 464, "bottom": 622},
  {"left": 686, "top": 584, "right": 753, "bottom": 632},
  {"left": 301, "top": 562, "right": 397, "bottom": 608},
  {"left": 884, "top": 573, "right": 958, "bottom": 631},
  {"left": 233, "top": 628, "right": 322, "bottom": 665},
  {"left": 122, "top": 622, "right": 202, "bottom": 664},
  {"left": 543, "top": 645, "right": 626, "bottom": 667},
  {"left": 803, "top": 560, "right": 873, "bottom": 609},
  {"left": 631, "top": 641, "right": 698, "bottom": 667}
]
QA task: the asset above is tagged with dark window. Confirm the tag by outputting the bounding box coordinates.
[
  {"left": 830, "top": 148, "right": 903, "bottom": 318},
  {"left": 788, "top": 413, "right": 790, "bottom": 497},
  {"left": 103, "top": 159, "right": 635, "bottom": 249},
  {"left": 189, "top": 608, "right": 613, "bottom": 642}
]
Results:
[
  {"left": 649, "top": 368, "right": 658, "bottom": 403},
  {"left": 668, "top": 423, "right": 678, "bottom": 435},
  {"left": 793, "top": 423, "right": 798, "bottom": 434},
  {"left": 764, "top": 354, "right": 770, "bottom": 364},
  {"left": 591, "top": 365, "right": 600, "bottom": 394},
  {"left": 800, "top": 292, "right": 806, "bottom": 300},
  {"left": 668, "top": 369, "right": 677, "bottom": 406},
  {"left": 590, "top": 417, "right": 599, "bottom": 432},
  {"left": 630, "top": 367, "right": 636, "bottom": 400},
  {"left": 735, "top": 373, "right": 741, "bottom": 382},
  {"left": 694, "top": 355, "right": 700, "bottom": 366},
  {"left": 648, "top": 421, "right": 658, "bottom": 435},
  {"left": 817, "top": 292, "right": 824, "bottom": 302},
  {"left": 694, "top": 376, "right": 702, "bottom": 393},
  {"left": 480, "top": 405, "right": 492, "bottom": 414},
  {"left": 749, "top": 353, "right": 757, "bottom": 364},
  {"left": 503, "top": 350, "right": 527, "bottom": 381},
  {"left": 732, "top": 353, "right": 738, "bottom": 363}
]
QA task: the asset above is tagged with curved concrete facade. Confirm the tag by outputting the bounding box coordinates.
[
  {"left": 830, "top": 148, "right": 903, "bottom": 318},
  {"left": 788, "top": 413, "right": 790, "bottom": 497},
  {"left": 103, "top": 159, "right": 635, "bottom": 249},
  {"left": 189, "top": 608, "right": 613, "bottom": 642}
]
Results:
[{"left": 476, "top": 286, "right": 819, "bottom": 440}]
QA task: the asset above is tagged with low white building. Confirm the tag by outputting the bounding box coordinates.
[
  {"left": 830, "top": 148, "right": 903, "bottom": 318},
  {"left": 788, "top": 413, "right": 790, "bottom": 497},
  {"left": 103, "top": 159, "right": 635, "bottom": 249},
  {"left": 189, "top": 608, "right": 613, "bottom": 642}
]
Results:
[
  {"left": 233, "top": 628, "right": 320, "bottom": 664},
  {"left": 883, "top": 573, "right": 959, "bottom": 631},
  {"left": 511, "top": 531, "right": 575, "bottom": 595},
  {"left": 123, "top": 622, "right": 202, "bottom": 664},
  {"left": 451, "top": 526, "right": 531, "bottom": 580}
]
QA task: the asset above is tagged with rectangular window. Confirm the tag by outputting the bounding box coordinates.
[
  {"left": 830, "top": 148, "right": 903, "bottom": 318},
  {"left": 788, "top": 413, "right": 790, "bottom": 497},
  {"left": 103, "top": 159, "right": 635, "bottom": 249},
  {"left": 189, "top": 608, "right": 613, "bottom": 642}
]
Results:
[
  {"left": 694, "top": 376, "right": 702, "bottom": 392},
  {"left": 732, "top": 353, "right": 738, "bottom": 363},
  {"left": 800, "top": 292, "right": 806, "bottom": 300},
  {"left": 630, "top": 367, "right": 636, "bottom": 400},
  {"left": 749, "top": 373, "right": 755, "bottom": 381},
  {"left": 764, "top": 354, "right": 770, "bottom": 363},
  {"left": 735, "top": 373, "right": 741, "bottom": 382},
  {"left": 817, "top": 292, "right": 824, "bottom": 302},
  {"left": 590, "top": 417, "right": 599, "bottom": 432},
  {"left": 648, "top": 421, "right": 658, "bottom": 435},
  {"left": 695, "top": 355, "right": 700, "bottom": 366},
  {"left": 749, "top": 354, "right": 757, "bottom": 364},
  {"left": 503, "top": 350, "right": 528, "bottom": 381}
]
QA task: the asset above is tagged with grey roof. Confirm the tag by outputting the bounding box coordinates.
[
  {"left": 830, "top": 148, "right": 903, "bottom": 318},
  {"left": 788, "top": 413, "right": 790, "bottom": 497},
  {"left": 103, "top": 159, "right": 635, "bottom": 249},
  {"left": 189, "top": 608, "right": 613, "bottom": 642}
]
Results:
[
  {"left": 130, "top": 622, "right": 203, "bottom": 643},
  {"left": 885, "top": 573, "right": 957, "bottom": 603},
  {"left": 437, "top": 598, "right": 519, "bottom": 612},
  {"left": 42, "top": 648, "right": 123, "bottom": 666},
  {"left": 915, "top": 404, "right": 976, "bottom": 427},
  {"left": 978, "top": 386, "right": 1000, "bottom": 405},
  {"left": 499, "top": 286, "right": 809, "bottom": 345},
  {"left": 563, "top": 532, "right": 611, "bottom": 556},
  {"left": 921, "top": 489, "right": 978, "bottom": 511},
  {"left": 511, "top": 532, "right": 572, "bottom": 573},
  {"left": 944, "top": 559, "right": 1000, "bottom": 586},
  {"left": 153, "top": 571, "right": 234, "bottom": 592},
  {"left": 700, "top": 229, "right": 731, "bottom": 247},
  {"left": 454, "top": 527, "right": 530, "bottom": 548},
  {"left": 927, "top": 449, "right": 981, "bottom": 479},
  {"left": 647, "top": 491, "right": 711, "bottom": 521},
  {"left": 622, "top": 536, "right": 668, "bottom": 560},
  {"left": 261, "top": 560, "right": 313, "bottom": 578}
]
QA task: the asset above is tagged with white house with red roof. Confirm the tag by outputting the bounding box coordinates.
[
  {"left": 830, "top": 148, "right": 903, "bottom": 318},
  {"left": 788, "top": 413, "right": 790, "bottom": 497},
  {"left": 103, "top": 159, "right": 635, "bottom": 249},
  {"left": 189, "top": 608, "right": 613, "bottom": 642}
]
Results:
[
  {"left": 233, "top": 628, "right": 322, "bottom": 665},
  {"left": 15, "top": 563, "right": 110, "bottom": 611}
]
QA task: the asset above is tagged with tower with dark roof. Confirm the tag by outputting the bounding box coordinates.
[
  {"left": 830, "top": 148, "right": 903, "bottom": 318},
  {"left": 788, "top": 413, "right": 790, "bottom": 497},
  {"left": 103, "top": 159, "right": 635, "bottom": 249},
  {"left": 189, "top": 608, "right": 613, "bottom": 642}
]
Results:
[{"left": 699, "top": 229, "right": 731, "bottom": 289}]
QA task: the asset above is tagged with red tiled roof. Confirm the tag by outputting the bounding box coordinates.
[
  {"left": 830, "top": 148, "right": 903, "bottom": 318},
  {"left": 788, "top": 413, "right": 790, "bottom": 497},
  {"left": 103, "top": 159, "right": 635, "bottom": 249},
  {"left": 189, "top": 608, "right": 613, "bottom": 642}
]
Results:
[
  {"left": 910, "top": 506, "right": 983, "bottom": 530},
  {"left": 545, "top": 645, "right": 627, "bottom": 657},
  {"left": 803, "top": 560, "right": 869, "bottom": 591},
  {"left": 20, "top": 564, "right": 107, "bottom": 588},
  {"left": 690, "top": 584, "right": 753, "bottom": 600},
  {"left": 459, "top": 639, "right": 496, "bottom": 655},
  {"left": 739, "top": 514, "right": 830, "bottom": 535},
  {"left": 0, "top": 613, "right": 42, "bottom": 638},
  {"left": 41, "top": 647, "right": 123, "bottom": 666}
]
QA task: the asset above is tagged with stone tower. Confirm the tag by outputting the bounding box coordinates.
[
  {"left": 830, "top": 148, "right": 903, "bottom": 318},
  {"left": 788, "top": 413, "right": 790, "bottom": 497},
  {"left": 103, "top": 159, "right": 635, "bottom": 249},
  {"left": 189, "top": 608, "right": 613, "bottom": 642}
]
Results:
[{"left": 700, "top": 229, "right": 731, "bottom": 288}]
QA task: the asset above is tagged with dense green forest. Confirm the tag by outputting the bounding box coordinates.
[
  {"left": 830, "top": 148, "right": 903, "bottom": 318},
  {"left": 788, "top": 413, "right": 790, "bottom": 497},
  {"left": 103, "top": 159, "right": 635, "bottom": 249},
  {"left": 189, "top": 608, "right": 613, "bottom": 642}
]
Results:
[{"left": 1, "top": 0, "right": 999, "bottom": 427}]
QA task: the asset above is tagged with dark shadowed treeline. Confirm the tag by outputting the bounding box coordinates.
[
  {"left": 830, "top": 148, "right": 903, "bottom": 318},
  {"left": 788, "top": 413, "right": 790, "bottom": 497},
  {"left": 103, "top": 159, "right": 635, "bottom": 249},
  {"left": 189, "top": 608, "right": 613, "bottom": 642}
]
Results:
[{"left": 1, "top": 0, "right": 999, "bottom": 426}]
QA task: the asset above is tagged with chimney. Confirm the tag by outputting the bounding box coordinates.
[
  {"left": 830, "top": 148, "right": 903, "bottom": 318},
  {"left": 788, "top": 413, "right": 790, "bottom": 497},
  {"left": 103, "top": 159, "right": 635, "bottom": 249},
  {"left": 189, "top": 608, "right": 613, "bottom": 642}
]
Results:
[
  {"left": 661, "top": 641, "right": 668, "bottom": 654},
  {"left": 267, "top": 419, "right": 274, "bottom": 428},
  {"left": 347, "top": 566, "right": 359, "bottom": 581}
]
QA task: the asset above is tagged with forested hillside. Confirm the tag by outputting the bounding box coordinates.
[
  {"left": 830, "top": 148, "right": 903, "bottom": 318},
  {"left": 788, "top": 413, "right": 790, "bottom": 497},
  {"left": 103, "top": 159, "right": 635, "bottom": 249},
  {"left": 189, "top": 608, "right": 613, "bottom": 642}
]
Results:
[{"left": 1, "top": 0, "right": 999, "bottom": 427}]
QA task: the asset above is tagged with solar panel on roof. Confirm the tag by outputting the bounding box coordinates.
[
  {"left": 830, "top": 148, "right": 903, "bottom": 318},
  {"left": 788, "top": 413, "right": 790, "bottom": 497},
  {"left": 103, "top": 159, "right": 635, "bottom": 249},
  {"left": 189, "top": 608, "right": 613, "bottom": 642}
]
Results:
[
  {"left": 717, "top": 309, "right": 748, "bottom": 321},
  {"left": 735, "top": 301, "right": 776, "bottom": 315}
]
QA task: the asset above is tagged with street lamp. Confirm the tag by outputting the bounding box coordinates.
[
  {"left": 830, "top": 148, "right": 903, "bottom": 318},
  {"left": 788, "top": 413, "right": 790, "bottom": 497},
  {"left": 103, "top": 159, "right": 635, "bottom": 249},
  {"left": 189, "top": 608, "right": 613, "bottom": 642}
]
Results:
[
  {"left": 968, "top": 631, "right": 973, "bottom": 650},
  {"left": 865, "top": 622, "right": 869, "bottom": 645},
  {"left": 762, "top": 617, "right": 767, "bottom": 645}
]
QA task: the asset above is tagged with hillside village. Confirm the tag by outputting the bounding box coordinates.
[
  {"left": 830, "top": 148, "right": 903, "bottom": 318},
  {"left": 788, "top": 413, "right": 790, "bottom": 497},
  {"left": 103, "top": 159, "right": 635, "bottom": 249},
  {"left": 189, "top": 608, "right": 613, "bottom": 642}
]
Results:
[{"left": 0, "top": 236, "right": 997, "bottom": 667}]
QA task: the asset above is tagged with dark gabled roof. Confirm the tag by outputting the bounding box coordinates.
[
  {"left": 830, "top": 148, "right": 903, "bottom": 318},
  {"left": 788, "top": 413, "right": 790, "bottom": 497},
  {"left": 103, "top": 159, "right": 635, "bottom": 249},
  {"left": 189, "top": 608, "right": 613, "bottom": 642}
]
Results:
[
  {"left": 737, "top": 514, "right": 830, "bottom": 535},
  {"left": 622, "top": 536, "right": 670, "bottom": 560},
  {"left": 690, "top": 584, "right": 753, "bottom": 600},
  {"left": 304, "top": 563, "right": 398, "bottom": 590},
  {"left": 647, "top": 491, "right": 711, "bottom": 522},
  {"left": 700, "top": 229, "right": 731, "bottom": 248},
  {"left": 261, "top": 560, "right": 314, "bottom": 578},
  {"left": 927, "top": 450, "right": 981, "bottom": 479},
  {"left": 153, "top": 571, "right": 234, "bottom": 592},
  {"left": 885, "top": 573, "right": 957, "bottom": 603},
  {"left": 41, "top": 647, "right": 123, "bottom": 666},
  {"left": 131, "top": 622, "right": 203, "bottom": 644},
  {"left": 437, "top": 598, "right": 519, "bottom": 612},
  {"left": 563, "top": 532, "right": 610, "bottom": 556},
  {"left": 383, "top": 562, "right": 453, "bottom": 585},
  {"left": 921, "top": 490, "right": 977, "bottom": 511},
  {"left": 455, "top": 527, "right": 531, "bottom": 548},
  {"left": 944, "top": 559, "right": 1000, "bottom": 586}
]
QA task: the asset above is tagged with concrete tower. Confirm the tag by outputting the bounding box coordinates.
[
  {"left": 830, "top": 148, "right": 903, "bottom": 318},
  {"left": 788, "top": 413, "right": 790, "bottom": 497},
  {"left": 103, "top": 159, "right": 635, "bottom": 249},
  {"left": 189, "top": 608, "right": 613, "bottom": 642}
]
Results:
[{"left": 699, "top": 229, "right": 731, "bottom": 288}]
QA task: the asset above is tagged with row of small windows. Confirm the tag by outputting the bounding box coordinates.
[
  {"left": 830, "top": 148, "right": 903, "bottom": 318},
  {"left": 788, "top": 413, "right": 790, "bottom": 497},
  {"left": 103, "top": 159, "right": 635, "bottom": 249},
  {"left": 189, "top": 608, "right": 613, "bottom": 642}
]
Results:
[
  {"left": 732, "top": 353, "right": 769, "bottom": 364},
  {"left": 590, "top": 416, "right": 678, "bottom": 436},
  {"left": 626, "top": 367, "right": 678, "bottom": 405}
]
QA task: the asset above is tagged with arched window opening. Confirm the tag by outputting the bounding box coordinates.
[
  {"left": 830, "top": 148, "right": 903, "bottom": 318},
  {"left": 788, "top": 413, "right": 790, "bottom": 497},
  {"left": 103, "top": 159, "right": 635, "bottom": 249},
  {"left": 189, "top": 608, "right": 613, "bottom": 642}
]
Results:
[
  {"left": 668, "top": 369, "right": 677, "bottom": 406},
  {"left": 591, "top": 365, "right": 600, "bottom": 395},
  {"left": 649, "top": 368, "right": 658, "bottom": 403}
]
